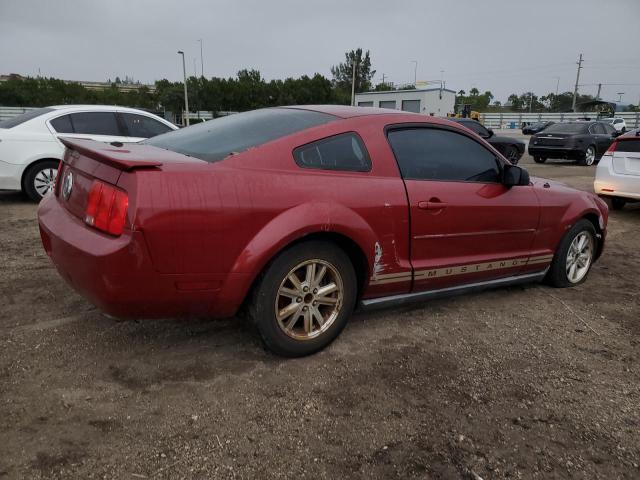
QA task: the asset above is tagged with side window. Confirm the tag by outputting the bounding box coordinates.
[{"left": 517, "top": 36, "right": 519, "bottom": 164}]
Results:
[
  {"left": 294, "top": 133, "right": 371, "bottom": 172},
  {"left": 603, "top": 124, "right": 616, "bottom": 135},
  {"left": 122, "top": 113, "right": 173, "bottom": 138},
  {"left": 50, "top": 114, "right": 73, "bottom": 133},
  {"left": 387, "top": 127, "right": 501, "bottom": 183},
  {"left": 69, "top": 112, "right": 122, "bottom": 136}
]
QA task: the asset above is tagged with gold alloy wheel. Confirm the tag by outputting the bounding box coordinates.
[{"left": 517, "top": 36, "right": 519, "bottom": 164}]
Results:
[
  {"left": 566, "top": 232, "right": 594, "bottom": 283},
  {"left": 275, "top": 259, "right": 344, "bottom": 341}
]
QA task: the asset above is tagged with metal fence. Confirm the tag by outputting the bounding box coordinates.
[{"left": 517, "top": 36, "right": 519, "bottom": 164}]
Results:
[
  {"left": 0, "top": 106, "right": 36, "bottom": 121},
  {"left": 480, "top": 111, "right": 640, "bottom": 130}
]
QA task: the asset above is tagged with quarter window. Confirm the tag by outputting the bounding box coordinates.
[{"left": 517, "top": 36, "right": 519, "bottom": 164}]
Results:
[
  {"left": 387, "top": 127, "right": 501, "bottom": 183},
  {"left": 50, "top": 114, "right": 74, "bottom": 133},
  {"left": 68, "top": 112, "right": 122, "bottom": 136},
  {"left": 121, "top": 113, "right": 173, "bottom": 138},
  {"left": 294, "top": 133, "right": 371, "bottom": 172}
]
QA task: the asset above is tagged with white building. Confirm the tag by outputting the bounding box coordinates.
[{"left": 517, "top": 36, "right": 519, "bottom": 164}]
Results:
[{"left": 354, "top": 87, "right": 456, "bottom": 117}]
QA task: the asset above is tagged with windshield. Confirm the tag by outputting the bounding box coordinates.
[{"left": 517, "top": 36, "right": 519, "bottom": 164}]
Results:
[
  {"left": 543, "top": 123, "right": 588, "bottom": 134},
  {"left": 0, "top": 108, "right": 54, "bottom": 129},
  {"left": 145, "top": 108, "right": 337, "bottom": 162}
]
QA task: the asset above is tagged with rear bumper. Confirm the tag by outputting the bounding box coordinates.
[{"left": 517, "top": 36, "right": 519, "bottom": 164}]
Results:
[
  {"left": 37, "top": 194, "right": 248, "bottom": 319},
  {"left": 594, "top": 158, "right": 640, "bottom": 201},
  {"left": 528, "top": 146, "right": 583, "bottom": 160}
]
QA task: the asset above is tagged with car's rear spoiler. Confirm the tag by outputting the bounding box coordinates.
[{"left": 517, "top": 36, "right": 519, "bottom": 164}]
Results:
[{"left": 60, "top": 137, "right": 163, "bottom": 171}]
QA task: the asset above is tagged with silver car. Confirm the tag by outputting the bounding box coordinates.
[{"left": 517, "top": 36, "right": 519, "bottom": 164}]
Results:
[{"left": 594, "top": 129, "right": 640, "bottom": 209}]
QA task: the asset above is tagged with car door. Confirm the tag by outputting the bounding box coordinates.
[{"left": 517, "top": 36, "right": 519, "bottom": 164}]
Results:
[
  {"left": 119, "top": 113, "right": 175, "bottom": 142},
  {"left": 50, "top": 111, "right": 128, "bottom": 144},
  {"left": 590, "top": 123, "right": 613, "bottom": 155},
  {"left": 386, "top": 125, "right": 540, "bottom": 292}
]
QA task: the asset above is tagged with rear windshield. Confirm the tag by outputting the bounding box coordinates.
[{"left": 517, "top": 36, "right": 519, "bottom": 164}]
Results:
[
  {"left": 0, "top": 108, "right": 54, "bottom": 129},
  {"left": 145, "top": 108, "right": 338, "bottom": 162},
  {"left": 617, "top": 138, "right": 640, "bottom": 153},
  {"left": 544, "top": 123, "right": 588, "bottom": 134}
]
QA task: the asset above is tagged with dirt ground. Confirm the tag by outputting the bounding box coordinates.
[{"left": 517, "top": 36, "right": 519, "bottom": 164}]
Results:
[{"left": 1, "top": 145, "right": 639, "bottom": 479}]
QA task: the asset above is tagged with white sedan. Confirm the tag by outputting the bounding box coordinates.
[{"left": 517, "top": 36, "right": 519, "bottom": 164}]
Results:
[
  {"left": 0, "top": 105, "right": 177, "bottom": 201},
  {"left": 594, "top": 129, "right": 640, "bottom": 210}
]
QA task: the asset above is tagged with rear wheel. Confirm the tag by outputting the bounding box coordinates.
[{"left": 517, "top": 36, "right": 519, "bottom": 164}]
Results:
[
  {"left": 504, "top": 145, "right": 521, "bottom": 164},
  {"left": 533, "top": 156, "right": 546, "bottom": 164},
  {"left": 611, "top": 197, "right": 626, "bottom": 210},
  {"left": 545, "top": 219, "right": 596, "bottom": 287},
  {"left": 249, "top": 241, "right": 357, "bottom": 357},
  {"left": 23, "top": 160, "right": 59, "bottom": 202},
  {"left": 579, "top": 145, "right": 596, "bottom": 166}
]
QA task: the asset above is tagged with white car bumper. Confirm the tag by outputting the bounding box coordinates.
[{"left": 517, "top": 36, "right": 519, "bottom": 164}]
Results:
[
  {"left": 594, "top": 156, "right": 640, "bottom": 201},
  {"left": 0, "top": 159, "right": 23, "bottom": 191}
]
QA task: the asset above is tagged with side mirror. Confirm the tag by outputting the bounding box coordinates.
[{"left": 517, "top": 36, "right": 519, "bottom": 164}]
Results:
[
  {"left": 503, "top": 164, "right": 530, "bottom": 187},
  {"left": 486, "top": 128, "right": 495, "bottom": 138}
]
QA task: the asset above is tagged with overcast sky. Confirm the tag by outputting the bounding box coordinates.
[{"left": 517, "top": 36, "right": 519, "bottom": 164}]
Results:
[{"left": 1, "top": 0, "right": 639, "bottom": 104}]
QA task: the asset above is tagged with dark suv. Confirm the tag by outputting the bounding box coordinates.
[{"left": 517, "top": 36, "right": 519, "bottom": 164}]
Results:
[
  {"left": 450, "top": 118, "right": 525, "bottom": 164},
  {"left": 528, "top": 121, "right": 617, "bottom": 166}
]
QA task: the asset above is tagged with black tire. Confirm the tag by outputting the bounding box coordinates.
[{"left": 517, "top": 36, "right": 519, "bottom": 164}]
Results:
[
  {"left": 545, "top": 219, "right": 597, "bottom": 288},
  {"left": 248, "top": 241, "right": 357, "bottom": 357},
  {"left": 578, "top": 145, "right": 596, "bottom": 166},
  {"left": 23, "top": 160, "right": 59, "bottom": 202},
  {"left": 611, "top": 197, "right": 626, "bottom": 210},
  {"left": 533, "top": 156, "right": 546, "bottom": 164},
  {"left": 504, "top": 145, "right": 521, "bottom": 165}
]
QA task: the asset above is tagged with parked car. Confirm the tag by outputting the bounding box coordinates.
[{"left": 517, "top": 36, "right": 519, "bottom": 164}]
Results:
[
  {"left": 598, "top": 117, "right": 627, "bottom": 134},
  {"left": 38, "top": 106, "right": 608, "bottom": 357},
  {"left": 528, "top": 121, "right": 617, "bottom": 166},
  {"left": 522, "top": 121, "right": 554, "bottom": 135},
  {"left": 450, "top": 118, "right": 525, "bottom": 164},
  {"left": 594, "top": 128, "right": 640, "bottom": 209},
  {"left": 0, "top": 105, "right": 177, "bottom": 201}
]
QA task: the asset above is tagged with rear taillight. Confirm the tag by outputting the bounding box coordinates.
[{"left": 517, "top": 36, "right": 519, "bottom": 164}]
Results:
[
  {"left": 604, "top": 141, "right": 617, "bottom": 156},
  {"left": 85, "top": 180, "right": 129, "bottom": 236}
]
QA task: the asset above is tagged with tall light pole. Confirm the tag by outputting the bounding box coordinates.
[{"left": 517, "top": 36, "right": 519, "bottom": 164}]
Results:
[
  {"left": 198, "top": 39, "right": 204, "bottom": 77},
  {"left": 553, "top": 76, "right": 560, "bottom": 96},
  {"left": 571, "top": 53, "right": 583, "bottom": 112},
  {"left": 410, "top": 60, "right": 417, "bottom": 86},
  {"left": 177, "top": 51, "right": 190, "bottom": 126}
]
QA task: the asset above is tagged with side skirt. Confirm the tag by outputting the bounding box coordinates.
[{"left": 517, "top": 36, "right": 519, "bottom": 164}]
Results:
[{"left": 360, "top": 269, "right": 548, "bottom": 311}]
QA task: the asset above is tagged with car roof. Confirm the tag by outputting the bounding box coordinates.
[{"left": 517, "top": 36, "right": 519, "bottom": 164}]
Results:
[
  {"left": 48, "top": 104, "right": 157, "bottom": 114},
  {"left": 282, "top": 105, "right": 420, "bottom": 119}
]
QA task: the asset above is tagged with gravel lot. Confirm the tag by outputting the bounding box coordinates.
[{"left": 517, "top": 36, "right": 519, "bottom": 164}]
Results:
[{"left": 1, "top": 141, "right": 639, "bottom": 479}]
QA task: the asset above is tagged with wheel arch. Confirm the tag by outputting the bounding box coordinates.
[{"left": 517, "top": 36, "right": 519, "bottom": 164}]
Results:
[
  {"left": 230, "top": 203, "right": 377, "bottom": 313},
  {"left": 20, "top": 157, "right": 61, "bottom": 191}
]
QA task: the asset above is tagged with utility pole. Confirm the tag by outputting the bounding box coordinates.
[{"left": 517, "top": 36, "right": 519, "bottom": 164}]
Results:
[
  {"left": 529, "top": 92, "right": 533, "bottom": 113},
  {"left": 410, "top": 60, "right": 417, "bottom": 86},
  {"left": 571, "top": 53, "right": 583, "bottom": 112},
  {"left": 350, "top": 57, "right": 358, "bottom": 106},
  {"left": 177, "top": 51, "right": 190, "bottom": 126},
  {"left": 382, "top": 73, "right": 386, "bottom": 86},
  {"left": 596, "top": 83, "right": 602, "bottom": 100},
  {"left": 198, "top": 39, "right": 204, "bottom": 77},
  {"left": 553, "top": 76, "right": 560, "bottom": 96}
]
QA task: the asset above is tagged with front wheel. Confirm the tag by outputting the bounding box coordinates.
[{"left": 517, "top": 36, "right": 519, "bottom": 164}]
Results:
[
  {"left": 533, "top": 156, "right": 546, "bottom": 164},
  {"left": 579, "top": 146, "right": 596, "bottom": 166},
  {"left": 249, "top": 241, "right": 357, "bottom": 357},
  {"left": 23, "top": 160, "right": 59, "bottom": 202},
  {"left": 545, "top": 219, "right": 596, "bottom": 288}
]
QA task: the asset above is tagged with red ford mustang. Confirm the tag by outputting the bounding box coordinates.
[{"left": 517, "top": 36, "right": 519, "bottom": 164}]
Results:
[{"left": 38, "top": 106, "right": 608, "bottom": 356}]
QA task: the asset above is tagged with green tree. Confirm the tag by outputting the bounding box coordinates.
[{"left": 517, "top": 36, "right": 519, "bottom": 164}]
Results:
[{"left": 330, "top": 48, "right": 375, "bottom": 98}]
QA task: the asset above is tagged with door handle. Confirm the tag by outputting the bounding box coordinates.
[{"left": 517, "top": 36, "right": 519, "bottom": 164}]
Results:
[{"left": 418, "top": 199, "right": 448, "bottom": 210}]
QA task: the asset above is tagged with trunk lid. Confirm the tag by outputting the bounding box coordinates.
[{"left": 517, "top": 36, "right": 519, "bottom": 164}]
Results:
[
  {"left": 612, "top": 137, "right": 640, "bottom": 176},
  {"left": 57, "top": 138, "right": 202, "bottom": 222},
  {"left": 533, "top": 132, "right": 573, "bottom": 147}
]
